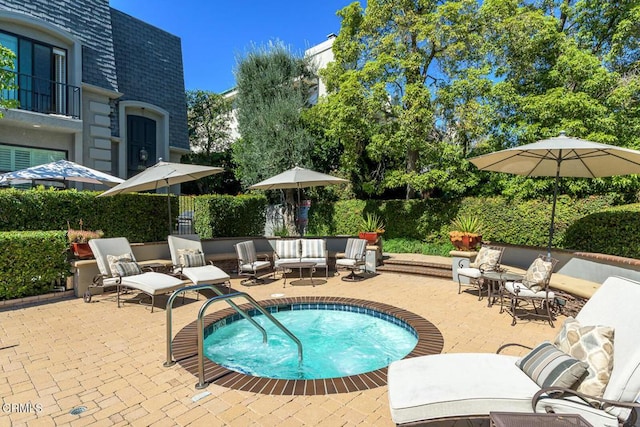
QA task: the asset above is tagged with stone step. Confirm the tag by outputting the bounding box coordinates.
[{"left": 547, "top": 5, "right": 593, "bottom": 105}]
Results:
[{"left": 377, "top": 258, "right": 452, "bottom": 278}]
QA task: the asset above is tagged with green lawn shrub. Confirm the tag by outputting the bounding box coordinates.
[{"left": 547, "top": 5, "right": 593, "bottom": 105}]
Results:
[
  {"left": 0, "top": 231, "right": 70, "bottom": 300},
  {"left": 194, "top": 194, "right": 267, "bottom": 238}
]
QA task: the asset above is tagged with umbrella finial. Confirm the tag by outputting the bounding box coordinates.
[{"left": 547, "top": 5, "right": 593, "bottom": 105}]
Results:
[{"left": 558, "top": 130, "right": 567, "bottom": 137}]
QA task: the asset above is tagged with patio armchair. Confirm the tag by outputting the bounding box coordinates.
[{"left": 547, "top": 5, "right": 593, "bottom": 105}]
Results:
[
  {"left": 89, "top": 237, "right": 185, "bottom": 312},
  {"left": 234, "top": 240, "right": 272, "bottom": 285},
  {"left": 456, "top": 245, "right": 504, "bottom": 300},
  {"left": 500, "top": 254, "right": 559, "bottom": 327},
  {"left": 335, "top": 238, "right": 368, "bottom": 281},
  {"left": 167, "top": 234, "right": 231, "bottom": 293},
  {"left": 388, "top": 275, "right": 640, "bottom": 426}
]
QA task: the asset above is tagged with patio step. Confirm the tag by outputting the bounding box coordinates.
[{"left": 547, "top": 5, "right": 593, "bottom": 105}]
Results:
[{"left": 377, "top": 258, "right": 452, "bottom": 278}]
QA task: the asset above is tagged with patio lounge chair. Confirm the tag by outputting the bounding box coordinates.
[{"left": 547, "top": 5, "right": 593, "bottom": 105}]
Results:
[
  {"left": 89, "top": 237, "right": 185, "bottom": 312},
  {"left": 387, "top": 275, "right": 640, "bottom": 426},
  {"left": 335, "top": 238, "right": 367, "bottom": 281},
  {"left": 234, "top": 240, "right": 272, "bottom": 285},
  {"left": 456, "top": 245, "right": 505, "bottom": 300},
  {"left": 501, "top": 254, "right": 559, "bottom": 327},
  {"left": 167, "top": 234, "right": 231, "bottom": 292}
]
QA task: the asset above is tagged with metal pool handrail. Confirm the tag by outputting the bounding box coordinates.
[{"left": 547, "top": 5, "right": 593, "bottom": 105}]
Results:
[
  {"left": 164, "top": 285, "right": 267, "bottom": 367},
  {"left": 195, "top": 291, "right": 303, "bottom": 389}
]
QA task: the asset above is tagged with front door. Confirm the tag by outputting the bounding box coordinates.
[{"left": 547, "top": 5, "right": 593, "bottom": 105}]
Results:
[{"left": 127, "top": 114, "right": 156, "bottom": 177}]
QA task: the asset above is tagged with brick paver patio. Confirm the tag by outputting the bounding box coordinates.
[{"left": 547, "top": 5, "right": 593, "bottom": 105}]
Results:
[{"left": 0, "top": 267, "right": 562, "bottom": 426}]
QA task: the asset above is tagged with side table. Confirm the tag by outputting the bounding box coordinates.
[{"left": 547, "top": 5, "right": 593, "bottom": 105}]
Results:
[
  {"left": 481, "top": 270, "right": 523, "bottom": 307},
  {"left": 490, "top": 411, "right": 593, "bottom": 427}
]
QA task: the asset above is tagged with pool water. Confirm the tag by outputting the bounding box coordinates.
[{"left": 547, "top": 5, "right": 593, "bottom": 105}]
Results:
[{"left": 203, "top": 307, "right": 417, "bottom": 380}]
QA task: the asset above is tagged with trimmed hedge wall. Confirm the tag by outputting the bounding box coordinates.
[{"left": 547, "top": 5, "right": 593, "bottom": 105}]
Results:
[
  {"left": 0, "top": 231, "right": 70, "bottom": 300},
  {"left": 308, "top": 195, "right": 620, "bottom": 253},
  {"left": 194, "top": 194, "right": 268, "bottom": 238}
]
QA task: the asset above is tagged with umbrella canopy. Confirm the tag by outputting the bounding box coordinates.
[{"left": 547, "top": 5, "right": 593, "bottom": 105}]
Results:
[
  {"left": 469, "top": 131, "right": 640, "bottom": 255},
  {"left": 98, "top": 160, "right": 224, "bottom": 235},
  {"left": 0, "top": 159, "right": 124, "bottom": 187},
  {"left": 248, "top": 166, "right": 349, "bottom": 191},
  {"left": 249, "top": 166, "right": 349, "bottom": 235}
]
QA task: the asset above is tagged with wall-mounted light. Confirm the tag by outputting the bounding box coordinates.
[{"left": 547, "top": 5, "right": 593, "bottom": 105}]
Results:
[{"left": 139, "top": 147, "right": 148, "bottom": 162}]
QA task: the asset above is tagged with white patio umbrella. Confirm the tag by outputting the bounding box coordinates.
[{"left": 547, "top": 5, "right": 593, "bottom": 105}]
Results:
[
  {"left": 249, "top": 166, "right": 349, "bottom": 234},
  {"left": 469, "top": 131, "right": 640, "bottom": 255},
  {"left": 0, "top": 159, "right": 124, "bottom": 187},
  {"left": 98, "top": 160, "right": 224, "bottom": 235}
]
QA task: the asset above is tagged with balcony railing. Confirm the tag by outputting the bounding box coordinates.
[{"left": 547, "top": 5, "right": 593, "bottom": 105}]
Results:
[{"left": 2, "top": 70, "right": 81, "bottom": 120}]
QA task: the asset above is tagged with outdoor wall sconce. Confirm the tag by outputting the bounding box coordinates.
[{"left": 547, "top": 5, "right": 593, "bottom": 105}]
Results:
[{"left": 139, "top": 147, "right": 148, "bottom": 162}]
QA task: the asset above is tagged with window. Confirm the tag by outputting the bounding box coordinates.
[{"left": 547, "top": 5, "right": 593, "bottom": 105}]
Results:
[
  {"left": 0, "top": 30, "right": 68, "bottom": 115},
  {"left": 0, "top": 144, "right": 66, "bottom": 174}
]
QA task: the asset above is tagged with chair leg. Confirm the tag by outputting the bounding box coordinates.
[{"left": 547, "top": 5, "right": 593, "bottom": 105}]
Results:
[{"left": 510, "top": 297, "right": 518, "bottom": 326}]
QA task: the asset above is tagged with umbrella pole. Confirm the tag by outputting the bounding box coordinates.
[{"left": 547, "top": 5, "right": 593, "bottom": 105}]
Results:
[
  {"left": 166, "top": 179, "right": 172, "bottom": 237},
  {"left": 547, "top": 158, "right": 561, "bottom": 257}
]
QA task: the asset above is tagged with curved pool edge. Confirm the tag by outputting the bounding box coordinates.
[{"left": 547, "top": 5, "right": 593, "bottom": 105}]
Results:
[{"left": 172, "top": 296, "right": 444, "bottom": 395}]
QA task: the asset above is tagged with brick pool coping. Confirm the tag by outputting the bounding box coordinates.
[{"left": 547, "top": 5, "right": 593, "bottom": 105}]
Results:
[{"left": 171, "top": 296, "right": 444, "bottom": 395}]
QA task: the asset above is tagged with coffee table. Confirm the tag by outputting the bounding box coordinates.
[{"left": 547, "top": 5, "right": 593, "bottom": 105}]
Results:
[
  {"left": 277, "top": 261, "right": 317, "bottom": 287},
  {"left": 481, "top": 270, "right": 524, "bottom": 307}
]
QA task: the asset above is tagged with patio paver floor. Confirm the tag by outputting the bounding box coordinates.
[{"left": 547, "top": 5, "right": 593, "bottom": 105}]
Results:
[{"left": 0, "top": 266, "right": 562, "bottom": 426}]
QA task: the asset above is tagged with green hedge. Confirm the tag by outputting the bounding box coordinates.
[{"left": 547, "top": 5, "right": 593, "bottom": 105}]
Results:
[
  {"left": 309, "top": 195, "right": 620, "bottom": 253},
  {"left": 0, "top": 231, "right": 70, "bottom": 300},
  {"left": 194, "top": 194, "right": 267, "bottom": 238}
]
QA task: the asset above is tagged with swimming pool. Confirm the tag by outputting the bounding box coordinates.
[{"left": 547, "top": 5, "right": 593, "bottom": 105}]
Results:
[
  {"left": 203, "top": 304, "right": 418, "bottom": 379},
  {"left": 173, "top": 297, "right": 444, "bottom": 395}
]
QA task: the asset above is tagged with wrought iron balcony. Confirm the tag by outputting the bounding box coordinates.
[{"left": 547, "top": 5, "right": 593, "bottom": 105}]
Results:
[{"left": 3, "top": 70, "right": 81, "bottom": 119}]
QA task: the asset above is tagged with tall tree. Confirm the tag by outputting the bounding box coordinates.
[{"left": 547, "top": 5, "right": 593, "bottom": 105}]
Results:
[
  {"left": 186, "top": 90, "right": 233, "bottom": 154},
  {"left": 232, "top": 41, "right": 317, "bottom": 233},
  {"left": 315, "top": 0, "right": 484, "bottom": 199}
]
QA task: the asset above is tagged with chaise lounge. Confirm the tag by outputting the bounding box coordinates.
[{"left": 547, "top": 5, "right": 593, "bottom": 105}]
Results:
[
  {"left": 89, "top": 237, "right": 186, "bottom": 312},
  {"left": 387, "top": 275, "right": 640, "bottom": 426}
]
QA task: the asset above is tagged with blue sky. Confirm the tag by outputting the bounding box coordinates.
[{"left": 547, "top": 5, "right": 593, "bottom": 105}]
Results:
[{"left": 109, "top": 0, "right": 353, "bottom": 93}]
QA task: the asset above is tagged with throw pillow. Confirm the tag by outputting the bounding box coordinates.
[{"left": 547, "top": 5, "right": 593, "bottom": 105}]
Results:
[
  {"left": 521, "top": 257, "right": 553, "bottom": 292},
  {"left": 114, "top": 261, "right": 142, "bottom": 277},
  {"left": 183, "top": 251, "right": 206, "bottom": 268},
  {"left": 107, "top": 253, "right": 134, "bottom": 277},
  {"left": 177, "top": 248, "right": 199, "bottom": 266},
  {"left": 554, "top": 317, "right": 615, "bottom": 398},
  {"left": 516, "top": 341, "right": 588, "bottom": 388},
  {"left": 470, "top": 247, "right": 501, "bottom": 271}
]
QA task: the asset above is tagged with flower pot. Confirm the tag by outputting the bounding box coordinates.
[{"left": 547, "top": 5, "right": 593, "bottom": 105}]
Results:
[
  {"left": 358, "top": 231, "right": 379, "bottom": 245},
  {"left": 450, "top": 234, "right": 482, "bottom": 251},
  {"left": 72, "top": 242, "right": 94, "bottom": 259}
]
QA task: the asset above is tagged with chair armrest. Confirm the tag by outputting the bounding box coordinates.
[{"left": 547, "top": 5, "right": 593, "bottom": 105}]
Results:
[
  {"left": 92, "top": 273, "right": 111, "bottom": 286},
  {"left": 532, "top": 386, "right": 640, "bottom": 414},
  {"left": 496, "top": 342, "right": 532, "bottom": 354}
]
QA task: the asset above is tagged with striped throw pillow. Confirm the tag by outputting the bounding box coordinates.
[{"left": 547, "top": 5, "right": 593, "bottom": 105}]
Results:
[
  {"left": 301, "top": 239, "right": 325, "bottom": 258},
  {"left": 183, "top": 251, "right": 206, "bottom": 267},
  {"left": 276, "top": 240, "right": 299, "bottom": 259},
  {"left": 107, "top": 253, "right": 134, "bottom": 277},
  {"left": 516, "top": 341, "right": 588, "bottom": 388},
  {"left": 114, "top": 261, "right": 142, "bottom": 277}
]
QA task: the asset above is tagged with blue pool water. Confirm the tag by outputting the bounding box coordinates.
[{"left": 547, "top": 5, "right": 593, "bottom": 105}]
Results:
[{"left": 203, "top": 305, "right": 417, "bottom": 380}]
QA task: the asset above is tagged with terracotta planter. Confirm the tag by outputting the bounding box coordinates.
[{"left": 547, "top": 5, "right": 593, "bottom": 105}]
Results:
[
  {"left": 450, "top": 234, "right": 482, "bottom": 251},
  {"left": 358, "top": 231, "right": 380, "bottom": 245},
  {"left": 72, "top": 242, "right": 94, "bottom": 259}
]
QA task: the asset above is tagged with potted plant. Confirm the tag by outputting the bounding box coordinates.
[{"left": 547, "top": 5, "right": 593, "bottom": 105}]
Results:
[
  {"left": 449, "top": 213, "right": 483, "bottom": 251},
  {"left": 358, "top": 213, "right": 385, "bottom": 245},
  {"left": 67, "top": 220, "right": 104, "bottom": 259}
]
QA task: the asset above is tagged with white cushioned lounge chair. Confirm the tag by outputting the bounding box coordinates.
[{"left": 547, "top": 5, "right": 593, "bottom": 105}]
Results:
[
  {"left": 388, "top": 276, "right": 640, "bottom": 426},
  {"left": 167, "top": 234, "right": 231, "bottom": 292},
  {"left": 234, "top": 240, "right": 272, "bottom": 285},
  {"left": 89, "top": 237, "right": 185, "bottom": 312}
]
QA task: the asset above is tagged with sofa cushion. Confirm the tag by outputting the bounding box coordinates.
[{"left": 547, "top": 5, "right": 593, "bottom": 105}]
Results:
[
  {"left": 276, "top": 240, "right": 300, "bottom": 259},
  {"left": 301, "top": 239, "right": 325, "bottom": 258},
  {"left": 457, "top": 267, "right": 483, "bottom": 279},
  {"left": 516, "top": 341, "right": 588, "bottom": 389},
  {"left": 554, "top": 317, "right": 615, "bottom": 399}
]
